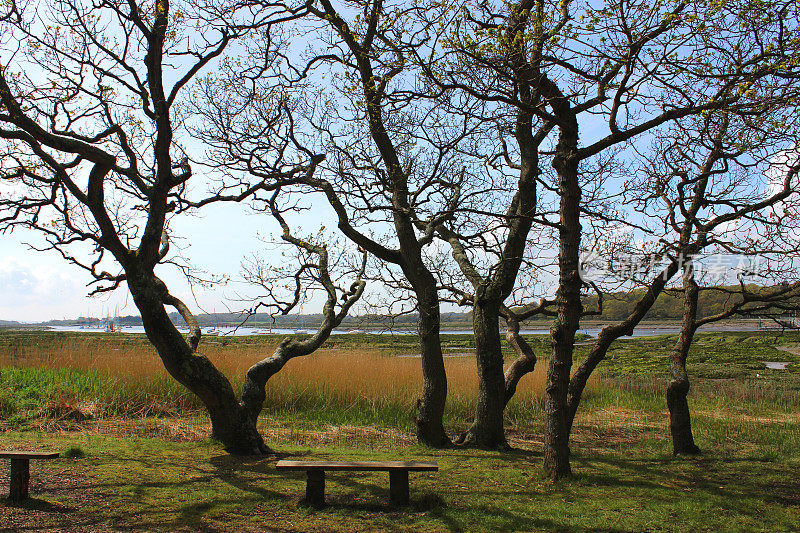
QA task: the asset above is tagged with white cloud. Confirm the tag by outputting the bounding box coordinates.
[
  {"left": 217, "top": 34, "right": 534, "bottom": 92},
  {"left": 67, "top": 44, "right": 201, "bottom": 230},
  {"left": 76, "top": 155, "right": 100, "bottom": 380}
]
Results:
[{"left": 0, "top": 255, "right": 92, "bottom": 321}]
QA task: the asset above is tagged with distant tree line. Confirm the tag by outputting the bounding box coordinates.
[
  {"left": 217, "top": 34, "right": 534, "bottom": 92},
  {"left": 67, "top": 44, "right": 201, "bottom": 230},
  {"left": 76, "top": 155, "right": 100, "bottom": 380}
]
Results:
[
  {"left": 581, "top": 285, "right": 800, "bottom": 323},
  {"left": 37, "top": 289, "right": 800, "bottom": 329}
]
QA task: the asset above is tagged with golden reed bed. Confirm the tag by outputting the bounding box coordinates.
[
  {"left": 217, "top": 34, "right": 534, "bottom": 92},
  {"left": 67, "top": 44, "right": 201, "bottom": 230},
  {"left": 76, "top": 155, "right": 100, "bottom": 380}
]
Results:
[{"left": 0, "top": 336, "right": 575, "bottom": 415}]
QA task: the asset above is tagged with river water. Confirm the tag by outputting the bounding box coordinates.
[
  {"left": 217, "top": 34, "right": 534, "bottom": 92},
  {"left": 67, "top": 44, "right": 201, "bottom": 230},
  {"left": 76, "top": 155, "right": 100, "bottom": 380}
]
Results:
[{"left": 43, "top": 323, "right": 768, "bottom": 338}]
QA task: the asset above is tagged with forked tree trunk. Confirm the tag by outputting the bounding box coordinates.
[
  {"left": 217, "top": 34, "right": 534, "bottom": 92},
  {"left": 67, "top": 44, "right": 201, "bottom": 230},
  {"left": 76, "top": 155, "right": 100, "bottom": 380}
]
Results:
[
  {"left": 564, "top": 260, "right": 681, "bottom": 436},
  {"left": 445, "top": 110, "right": 540, "bottom": 448},
  {"left": 210, "top": 406, "right": 271, "bottom": 455},
  {"left": 668, "top": 266, "right": 701, "bottom": 456},
  {"left": 456, "top": 305, "right": 539, "bottom": 447},
  {"left": 129, "top": 273, "right": 270, "bottom": 454},
  {"left": 128, "top": 248, "right": 365, "bottom": 456}
]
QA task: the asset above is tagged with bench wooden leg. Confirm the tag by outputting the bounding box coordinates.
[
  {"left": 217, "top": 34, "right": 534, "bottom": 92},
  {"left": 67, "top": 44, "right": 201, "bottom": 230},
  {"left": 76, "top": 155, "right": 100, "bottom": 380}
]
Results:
[
  {"left": 305, "top": 469, "right": 325, "bottom": 506},
  {"left": 8, "top": 458, "right": 30, "bottom": 501},
  {"left": 389, "top": 470, "right": 409, "bottom": 505}
]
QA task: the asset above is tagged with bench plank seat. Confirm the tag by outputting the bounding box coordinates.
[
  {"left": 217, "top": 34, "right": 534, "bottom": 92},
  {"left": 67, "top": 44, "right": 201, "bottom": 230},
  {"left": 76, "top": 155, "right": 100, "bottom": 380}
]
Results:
[
  {"left": 276, "top": 459, "right": 438, "bottom": 506},
  {"left": 0, "top": 452, "right": 60, "bottom": 460},
  {"left": 276, "top": 460, "right": 437, "bottom": 471},
  {"left": 2, "top": 450, "right": 59, "bottom": 501}
]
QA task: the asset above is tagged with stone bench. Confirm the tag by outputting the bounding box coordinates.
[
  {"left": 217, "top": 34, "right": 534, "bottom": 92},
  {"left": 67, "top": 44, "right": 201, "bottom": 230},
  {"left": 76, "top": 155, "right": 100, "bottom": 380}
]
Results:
[
  {"left": 1, "top": 451, "right": 60, "bottom": 501},
  {"left": 275, "top": 459, "right": 438, "bottom": 506}
]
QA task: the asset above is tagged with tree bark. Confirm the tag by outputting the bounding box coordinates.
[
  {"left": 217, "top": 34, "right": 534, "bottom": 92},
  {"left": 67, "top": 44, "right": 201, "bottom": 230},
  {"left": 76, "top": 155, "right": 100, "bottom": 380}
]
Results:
[
  {"left": 457, "top": 304, "right": 539, "bottom": 448},
  {"left": 457, "top": 296, "right": 509, "bottom": 448},
  {"left": 503, "top": 311, "right": 537, "bottom": 408},
  {"left": 209, "top": 407, "right": 271, "bottom": 455},
  {"left": 668, "top": 265, "right": 701, "bottom": 455},
  {"left": 544, "top": 124, "right": 581, "bottom": 480},
  {"left": 414, "top": 280, "right": 451, "bottom": 447},
  {"left": 667, "top": 376, "right": 700, "bottom": 455}
]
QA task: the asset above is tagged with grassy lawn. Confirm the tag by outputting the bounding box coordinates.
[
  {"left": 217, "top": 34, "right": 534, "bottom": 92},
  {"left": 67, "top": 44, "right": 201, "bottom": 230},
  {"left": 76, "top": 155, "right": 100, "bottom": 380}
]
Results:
[
  {"left": 1, "top": 330, "right": 799, "bottom": 531},
  {"left": 1, "top": 419, "right": 798, "bottom": 532}
]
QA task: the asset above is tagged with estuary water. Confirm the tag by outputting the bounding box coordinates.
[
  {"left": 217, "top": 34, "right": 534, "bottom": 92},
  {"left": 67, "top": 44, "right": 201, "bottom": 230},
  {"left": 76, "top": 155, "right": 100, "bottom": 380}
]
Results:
[{"left": 43, "top": 323, "right": 767, "bottom": 338}]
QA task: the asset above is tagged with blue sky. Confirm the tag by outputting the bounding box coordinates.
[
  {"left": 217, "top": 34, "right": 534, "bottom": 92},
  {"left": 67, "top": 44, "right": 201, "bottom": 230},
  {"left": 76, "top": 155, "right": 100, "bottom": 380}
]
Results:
[
  {"left": 0, "top": 199, "right": 293, "bottom": 322},
  {"left": 3, "top": 0, "right": 796, "bottom": 323}
]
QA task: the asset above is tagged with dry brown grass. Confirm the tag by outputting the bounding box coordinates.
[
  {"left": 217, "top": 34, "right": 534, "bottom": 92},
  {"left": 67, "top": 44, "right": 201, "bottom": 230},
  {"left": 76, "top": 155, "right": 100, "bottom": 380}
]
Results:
[
  {"left": 263, "top": 349, "right": 553, "bottom": 414},
  {"left": 1, "top": 336, "right": 171, "bottom": 379},
  {"left": 0, "top": 336, "right": 571, "bottom": 420}
]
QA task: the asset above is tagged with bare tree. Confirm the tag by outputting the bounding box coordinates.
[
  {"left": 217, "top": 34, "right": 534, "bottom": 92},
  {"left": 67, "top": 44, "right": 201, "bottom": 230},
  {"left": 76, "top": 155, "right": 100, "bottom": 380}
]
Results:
[
  {"left": 431, "top": 132, "right": 549, "bottom": 447},
  {"left": 564, "top": 104, "right": 800, "bottom": 456},
  {"left": 662, "top": 275, "right": 800, "bottom": 454},
  {"left": 422, "top": 0, "right": 800, "bottom": 478},
  {"left": 631, "top": 112, "right": 800, "bottom": 455},
  {"left": 198, "top": 0, "right": 489, "bottom": 447},
  {"left": 240, "top": 193, "right": 367, "bottom": 434},
  {"left": 0, "top": 0, "right": 365, "bottom": 454}
]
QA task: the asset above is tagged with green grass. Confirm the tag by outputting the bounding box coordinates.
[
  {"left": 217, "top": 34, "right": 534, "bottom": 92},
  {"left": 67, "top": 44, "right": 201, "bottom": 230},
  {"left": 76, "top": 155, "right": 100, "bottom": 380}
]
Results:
[
  {"left": 0, "top": 367, "right": 108, "bottom": 420},
  {"left": 1, "top": 428, "right": 798, "bottom": 532},
  {"left": 2, "top": 329, "right": 800, "bottom": 530},
  {"left": 598, "top": 331, "right": 800, "bottom": 379},
  {"left": 0, "top": 366, "right": 201, "bottom": 424}
]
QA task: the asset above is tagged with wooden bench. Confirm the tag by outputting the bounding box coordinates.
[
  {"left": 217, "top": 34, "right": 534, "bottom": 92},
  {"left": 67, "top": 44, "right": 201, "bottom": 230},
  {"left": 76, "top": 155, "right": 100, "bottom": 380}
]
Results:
[
  {"left": 1, "top": 451, "right": 60, "bottom": 501},
  {"left": 275, "top": 460, "right": 438, "bottom": 506}
]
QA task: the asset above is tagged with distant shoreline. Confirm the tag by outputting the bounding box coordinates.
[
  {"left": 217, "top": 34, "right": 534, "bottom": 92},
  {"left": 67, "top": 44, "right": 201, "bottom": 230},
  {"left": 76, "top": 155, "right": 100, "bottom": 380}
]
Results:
[{"left": 2, "top": 318, "right": 788, "bottom": 339}]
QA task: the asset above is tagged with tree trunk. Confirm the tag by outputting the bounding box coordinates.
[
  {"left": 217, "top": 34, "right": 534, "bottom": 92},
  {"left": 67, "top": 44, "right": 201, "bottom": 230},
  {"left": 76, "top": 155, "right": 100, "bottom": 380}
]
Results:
[
  {"left": 128, "top": 272, "right": 270, "bottom": 455},
  {"left": 544, "top": 126, "right": 581, "bottom": 480},
  {"left": 503, "top": 314, "right": 537, "bottom": 407},
  {"left": 544, "top": 323, "right": 576, "bottom": 479},
  {"left": 667, "top": 374, "right": 700, "bottom": 455},
  {"left": 668, "top": 265, "right": 701, "bottom": 456},
  {"left": 209, "top": 406, "right": 271, "bottom": 455},
  {"left": 414, "top": 282, "right": 451, "bottom": 447},
  {"left": 457, "top": 297, "right": 508, "bottom": 448}
]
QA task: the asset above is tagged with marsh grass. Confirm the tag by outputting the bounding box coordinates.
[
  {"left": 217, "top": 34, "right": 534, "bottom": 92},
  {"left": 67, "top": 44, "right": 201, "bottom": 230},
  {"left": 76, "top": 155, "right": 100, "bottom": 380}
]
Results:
[
  {"left": 0, "top": 331, "right": 561, "bottom": 427},
  {"left": 2, "top": 330, "right": 800, "bottom": 531},
  {"left": 2, "top": 330, "right": 799, "bottom": 452}
]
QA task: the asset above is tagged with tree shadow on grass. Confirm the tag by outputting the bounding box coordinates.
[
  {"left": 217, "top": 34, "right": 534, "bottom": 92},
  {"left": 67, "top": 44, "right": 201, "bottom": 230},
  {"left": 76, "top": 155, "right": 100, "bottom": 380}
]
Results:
[
  {"left": 207, "top": 454, "right": 290, "bottom": 501},
  {"left": 5, "top": 454, "right": 295, "bottom": 532},
  {"left": 426, "top": 503, "right": 631, "bottom": 533},
  {"left": 448, "top": 447, "right": 543, "bottom": 461},
  {"left": 0, "top": 497, "right": 107, "bottom": 532},
  {"left": 176, "top": 501, "right": 223, "bottom": 532},
  {"left": 579, "top": 454, "right": 800, "bottom": 517},
  {"left": 1, "top": 497, "right": 75, "bottom": 513}
]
